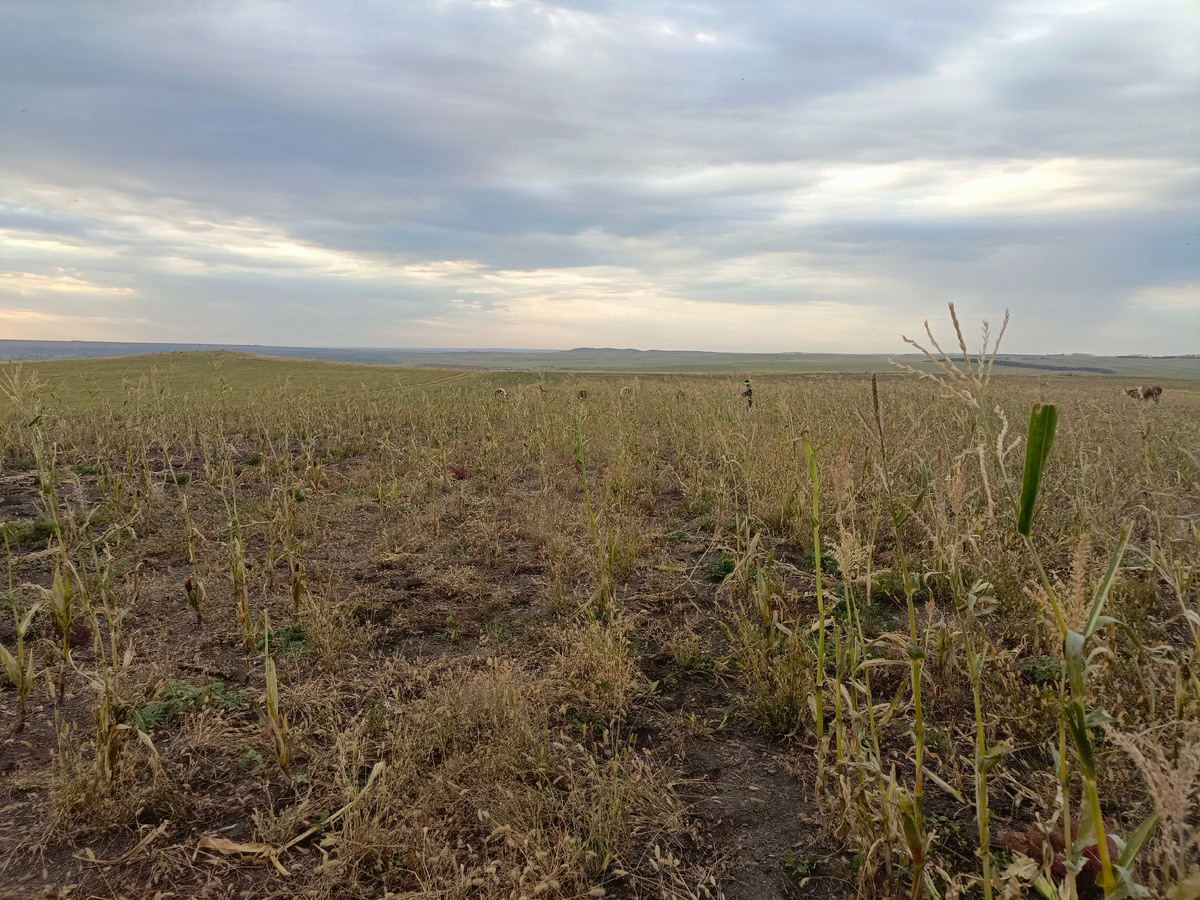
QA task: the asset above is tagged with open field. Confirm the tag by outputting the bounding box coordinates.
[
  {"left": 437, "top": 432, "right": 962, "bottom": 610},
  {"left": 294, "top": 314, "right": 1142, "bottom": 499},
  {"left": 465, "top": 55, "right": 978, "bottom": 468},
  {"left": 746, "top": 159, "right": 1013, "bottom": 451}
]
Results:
[
  {"left": 5, "top": 340, "right": 1200, "bottom": 380},
  {"left": 1, "top": 329, "right": 1198, "bottom": 899}
]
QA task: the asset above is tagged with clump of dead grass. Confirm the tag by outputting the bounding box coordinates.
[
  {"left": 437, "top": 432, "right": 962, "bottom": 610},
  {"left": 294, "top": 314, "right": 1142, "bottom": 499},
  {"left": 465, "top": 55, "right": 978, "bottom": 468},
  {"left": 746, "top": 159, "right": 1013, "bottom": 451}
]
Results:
[
  {"left": 553, "top": 617, "right": 645, "bottom": 722},
  {"left": 49, "top": 721, "right": 171, "bottom": 840},
  {"left": 1105, "top": 725, "right": 1200, "bottom": 894},
  {"left": 277, "top": 658, "right": 682, "bottom": 899}
]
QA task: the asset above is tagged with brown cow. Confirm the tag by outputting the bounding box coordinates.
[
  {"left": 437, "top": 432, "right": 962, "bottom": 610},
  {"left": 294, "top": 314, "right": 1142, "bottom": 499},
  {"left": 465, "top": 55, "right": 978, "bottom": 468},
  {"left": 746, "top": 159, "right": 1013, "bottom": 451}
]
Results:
[{"left": 1124, "top": 385, "right": 1162, "bottom": 403}]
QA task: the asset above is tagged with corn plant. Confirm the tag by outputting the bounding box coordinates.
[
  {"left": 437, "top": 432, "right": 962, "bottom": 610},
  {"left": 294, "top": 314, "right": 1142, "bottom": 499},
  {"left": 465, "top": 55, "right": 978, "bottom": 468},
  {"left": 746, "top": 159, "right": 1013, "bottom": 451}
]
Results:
[
  {"left": 0, "top": 534, "right": 38, "bottom": 726},
  {"left": 86, "top": 657, "right": 126, "bottom": 783},
  {"left": 290, "top": 563, "right": 306, "bottom": 613},
  {"left": 0, "top": 587, "right": 39, "bottom": 727},
  {"left": 230, "top": 530, "right": 257, "bottom": 677},
  {"left": 811, "top": 448, "right": 847, "bottom": 786},
  {"left": 899, "top": 308, "right": 1165, "bottom": 897},
  {"left": 65, "top": 548, "right": 136, "bottom": 784},
  {"left": 72, "top": 547, "right": 130, "bottom": 671},
  {"left": 43, "top": 564, "right": 75, "bottom": 701},
  {"left": 181, "top": 491, "right": 205, "bottom": 623},
  {"left": 266, "top": 484, "right": 298, "bottom": 589},
  {"left": 840, "top": 563, "right": 902, "bottom": 895},
  {"left": 1014, "top": 404, "right": 1158, "bottom": 898},
  {"left": 2, "top": 325, "right": 1196, "bottom": 896},
  {"left": 262, "top": 611, "right": 294, "bottom": 784}
]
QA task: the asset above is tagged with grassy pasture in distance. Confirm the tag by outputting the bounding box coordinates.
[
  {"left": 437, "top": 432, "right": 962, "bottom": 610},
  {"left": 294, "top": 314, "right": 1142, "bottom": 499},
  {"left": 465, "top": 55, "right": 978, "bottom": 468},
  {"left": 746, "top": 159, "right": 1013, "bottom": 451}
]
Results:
[
  {"left": 1, "top": 325, "right": 1198, "bottom": 899},
  {"left": 6, "top": 338, "right": 1200, "bottom": 378}
]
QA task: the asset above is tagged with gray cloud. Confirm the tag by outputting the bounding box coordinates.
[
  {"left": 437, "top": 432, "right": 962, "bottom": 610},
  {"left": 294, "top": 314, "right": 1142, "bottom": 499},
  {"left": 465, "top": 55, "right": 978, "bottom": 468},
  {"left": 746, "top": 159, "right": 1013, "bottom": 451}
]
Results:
[{"left": 1, "top": 0, "right": 1197, "bottom": 352}]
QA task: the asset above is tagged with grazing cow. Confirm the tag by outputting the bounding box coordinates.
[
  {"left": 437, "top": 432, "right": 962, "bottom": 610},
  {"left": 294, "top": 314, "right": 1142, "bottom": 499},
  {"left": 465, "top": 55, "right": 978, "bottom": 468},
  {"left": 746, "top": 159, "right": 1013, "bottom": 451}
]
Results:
[
  {"left": 1124, "top": 385, "right": 1162, "bottom": 403},
  {"left": 494, "top": 388, "right": 508, "bottom": 399}
]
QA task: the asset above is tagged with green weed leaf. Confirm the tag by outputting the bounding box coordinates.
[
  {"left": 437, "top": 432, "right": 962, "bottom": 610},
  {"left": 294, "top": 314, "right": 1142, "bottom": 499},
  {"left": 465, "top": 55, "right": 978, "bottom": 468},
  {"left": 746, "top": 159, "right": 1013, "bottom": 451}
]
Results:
[{"left": 1117, "top": 812, "right": 1159, "bottom": 870}]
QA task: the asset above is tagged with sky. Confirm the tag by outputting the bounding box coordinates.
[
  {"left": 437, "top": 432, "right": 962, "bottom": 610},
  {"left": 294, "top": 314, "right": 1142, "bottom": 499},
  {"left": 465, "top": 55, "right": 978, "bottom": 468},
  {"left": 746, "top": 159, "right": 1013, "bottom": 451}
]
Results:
[{"left": 1, "top": 1, "right": 1197, "bottom": 354}]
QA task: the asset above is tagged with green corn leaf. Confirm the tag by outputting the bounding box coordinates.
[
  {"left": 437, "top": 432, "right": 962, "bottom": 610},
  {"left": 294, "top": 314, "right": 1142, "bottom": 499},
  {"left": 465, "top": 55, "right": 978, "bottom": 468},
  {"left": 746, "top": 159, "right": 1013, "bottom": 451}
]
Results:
[
  {"left": 1018, "top": 403, "right": 1058, "bottom": 537},
  {"left": 966, "top": 645, "right": 984, "bottom": 673},
  {"left": 1085, "top": 525, "right": 1131, "bottom": 639},
  {"left": 1064, "top": 630, "right": 1087, "bottom": 700},
  {"left": 967, "top": 591, "right": 998, "bottom": 617},
  {"left": 978, "top": 741, "right": 1014, "bottom": 775},
  {"left": 1048, "top": 739, "right": 1062, "bottom": 772},
  {"left": 1065, "top": 700, "right": 1096, "bottom": 780},
  {"left": 922, "top": 765, "right": 966, "bottom": 804},
  {"left": 1029, "top": 875, "right": 1059, "bottom": 900},
  {"left": 0, "top": 643, "right": 19, "bottom": 685},
  {"left": 897, "top": 791, "right": 925, "bottom": 868},
  {"left": 801, "top": 434, "right": 819, "bottom": 488},
  {"left": 859, "top": 658, "right": 909, "bottom": 670},
  {"left": 1070, "top": 792, "right": 1098, "bottom": 861},
  {"left": 17, "top": 601, "right": 40, "bottom": 636}
]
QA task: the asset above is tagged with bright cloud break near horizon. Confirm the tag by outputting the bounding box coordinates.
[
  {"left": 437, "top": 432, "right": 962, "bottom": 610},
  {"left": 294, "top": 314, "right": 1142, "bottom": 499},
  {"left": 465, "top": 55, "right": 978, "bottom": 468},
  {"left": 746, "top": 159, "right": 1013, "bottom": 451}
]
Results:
[{"left": 1, "top": 1, "right": 1197, "bottom": 355}]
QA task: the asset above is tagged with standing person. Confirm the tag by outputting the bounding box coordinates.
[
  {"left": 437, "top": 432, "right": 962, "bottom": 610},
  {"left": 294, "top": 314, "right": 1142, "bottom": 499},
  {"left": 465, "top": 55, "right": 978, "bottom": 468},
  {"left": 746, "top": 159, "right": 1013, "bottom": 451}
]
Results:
[{"left": 740, "top": 379, "right": 753, "bottom": 409}]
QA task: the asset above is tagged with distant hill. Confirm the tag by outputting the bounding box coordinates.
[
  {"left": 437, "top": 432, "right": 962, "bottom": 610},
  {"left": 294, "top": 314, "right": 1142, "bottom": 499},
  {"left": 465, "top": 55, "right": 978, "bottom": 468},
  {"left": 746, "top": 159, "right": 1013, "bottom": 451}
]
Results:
[{"left": 2, "top": 340, "right": 1197, "bottom": 379}]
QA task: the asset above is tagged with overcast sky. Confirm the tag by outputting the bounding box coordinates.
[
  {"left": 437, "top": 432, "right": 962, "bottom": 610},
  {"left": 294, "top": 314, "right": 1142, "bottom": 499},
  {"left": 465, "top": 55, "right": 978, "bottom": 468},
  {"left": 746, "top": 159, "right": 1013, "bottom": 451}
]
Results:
[{"left": 1, "top": 1, "right": 1197, "bottom": 353}]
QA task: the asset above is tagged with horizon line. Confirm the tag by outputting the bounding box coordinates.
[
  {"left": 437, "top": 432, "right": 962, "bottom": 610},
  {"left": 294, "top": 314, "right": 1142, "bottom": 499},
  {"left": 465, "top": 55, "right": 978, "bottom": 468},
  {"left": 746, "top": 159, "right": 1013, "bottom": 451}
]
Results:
[{"left": 1, "top": 339, "right": 1195, "bottom": 360}]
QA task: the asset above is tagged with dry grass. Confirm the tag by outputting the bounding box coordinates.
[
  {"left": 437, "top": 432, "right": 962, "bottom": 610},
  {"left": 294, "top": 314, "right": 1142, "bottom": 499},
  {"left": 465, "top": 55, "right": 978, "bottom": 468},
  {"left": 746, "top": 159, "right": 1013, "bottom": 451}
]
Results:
[{"left": 0, "top": 331, "right": 1197, "bottom": 898}]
